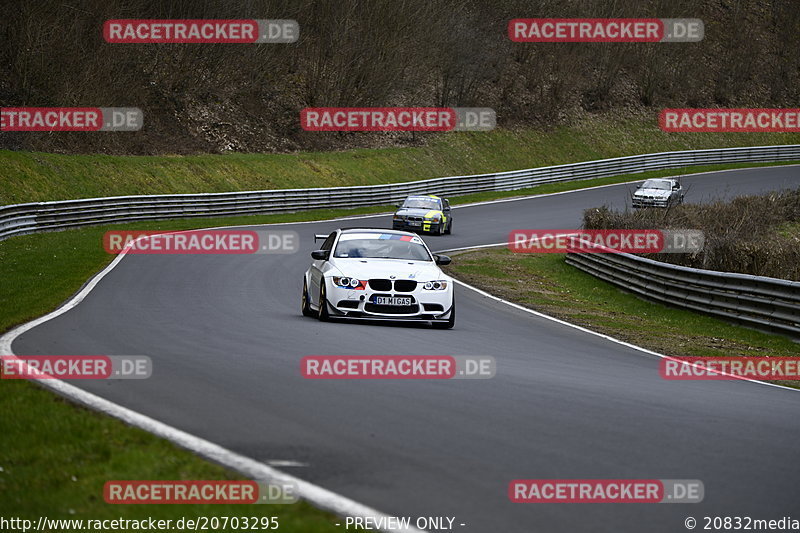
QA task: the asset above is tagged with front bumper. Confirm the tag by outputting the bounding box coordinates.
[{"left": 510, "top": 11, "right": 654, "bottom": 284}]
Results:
[
  {"left": 324, "top": 278, "right": 453, "bottom": 321},
  {"left": 393, "top": 220, "right": 442, "bottom": 233},
  {"left": 632, "top": 197, "right": 669, "bottom": 208}
]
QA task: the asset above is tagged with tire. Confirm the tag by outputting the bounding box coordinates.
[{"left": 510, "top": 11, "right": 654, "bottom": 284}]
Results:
[
  {"left": 444, "top": 219, "right": 452, "bottom": 235},
  {"left": 437, "top": 221, "right": 445, "bottom": 236},
  {"left": 432, "top": 300, "right": 455, "bottom": 329},
  {"left": 317, "top": 283, "right": 330, "bottom": 321},
  {"left": 301, "top": 279, "right": 314, "bottom": 317}
]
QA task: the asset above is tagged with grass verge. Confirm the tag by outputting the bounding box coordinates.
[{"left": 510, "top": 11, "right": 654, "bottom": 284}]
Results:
[
  {"left": 0, "top": 205, "right": 398, "bottom": 528},
  {"left": 0, "top": 379, "right": 345, "bottom": 530},
  {"left": 583, "top": 188, "right": 800, "bottom": 281},
  {"left": 2, "top": 161, "right": 797, "bottom": 524},
  {"left": 3, "top": 160, "right": 796, "bottom": 335},
  {"left": 443, "top": 248, "right": 799, "bottom": 387},
  {"left": 3, "top": 114, "right": 800, "bottom": 204},
  {"left": 0, "top": 206, "right": 394, "bottom": 526}
]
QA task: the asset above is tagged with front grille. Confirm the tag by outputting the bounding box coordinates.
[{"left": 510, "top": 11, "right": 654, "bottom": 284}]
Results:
[
  {"left": 407, "top": 216, "right": 424, "bottom": 223},
  {"left": 364, "top": 303, "right": 420, "bottom": 314},
  {"left": 368, "top": 279, "right": 392, "bottom": 291},
  {"left": 336, "top": 300, "right": 359, "bottom": 309},
  {"left": 393, "top": 280, "right": 417, "bottom": 292},
  {"left": 369, "top": 279, "right": 417, "bottom": 291},
  {"left": 634, "top": 196, "right": 666, "bottom": 206}
]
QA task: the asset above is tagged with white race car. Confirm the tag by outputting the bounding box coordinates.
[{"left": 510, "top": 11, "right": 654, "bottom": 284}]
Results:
[
  {"left": 301, "top": 228, "right": 455, "bottom": 328},
  {"left": 632, "top": 178, "right": 685, "bottom": 208}
]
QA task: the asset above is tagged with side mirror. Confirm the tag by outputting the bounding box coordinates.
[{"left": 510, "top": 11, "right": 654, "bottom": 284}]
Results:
[
  {"left": 311, "top": 250, "right": 329, "bottom": 260},
  {"left": 395, "top": 203, "right": 403, "bottom": 208},
  {"left": 673, "top": 185, "right": 680, "bottom": 190},
  {"left": 434, "top": 254, "right": 451, "bottom": 265}
]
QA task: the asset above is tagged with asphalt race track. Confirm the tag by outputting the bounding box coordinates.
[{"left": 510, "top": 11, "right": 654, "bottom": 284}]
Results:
[{"left": 12, "top": 166, "right": 800, "bottom": 532}]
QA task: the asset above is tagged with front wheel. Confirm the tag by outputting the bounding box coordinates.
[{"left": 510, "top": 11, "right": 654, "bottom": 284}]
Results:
[
  {"left": 432, "top": 300, "right": 455, "bottom": 329},
  {"left": 317, "top": 283, "right": 330, "bottom": 321},
  {"left": 444, "top": 219, "right": 452, "bottom": 235},
  {"left": 302, "top": 279, "right": 314, "bottom": 317}
]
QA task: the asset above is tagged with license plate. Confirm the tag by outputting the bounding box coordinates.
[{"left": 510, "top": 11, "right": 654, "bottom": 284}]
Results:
[
  {"left": 408, "top": 221, "right": 421, "bottom": 226},
  {"left": 374, "top": 296, "right": 412, "bottom": 306}
]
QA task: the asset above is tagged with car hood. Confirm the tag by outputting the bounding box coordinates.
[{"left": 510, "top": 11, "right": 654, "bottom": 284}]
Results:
[
  {"left": 330, "top": 258, "right": 446, "bottom": 281},
  {"left": 395, "top": 207, "right": 439, "bottom": 216},
  {"left": 634, "top": 188, "right": 671, "bottom": 198}
]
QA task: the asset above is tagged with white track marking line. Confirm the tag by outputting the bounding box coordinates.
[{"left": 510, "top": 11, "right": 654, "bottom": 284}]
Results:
[
  {"left": 438, "top": 242, "right": 507, "bottom": 253},
  {"left": 192, "top": 163, "right": 800, "bottom": 230},
  {"left": 0, "top": 245, "right": 425, "bottom": 533},
  {"left": 266, "top": 460, "right": 309, "bottom": 468},
  {"left": 451, "top": 279, "right": 798, "bottom": 393},
  {"left": 450, "top": 163, "right": 800, "bottom": 209},
  {"left": 2, "top": 163, "right": 797, "bottom": 530},
  {"left": 436, "top": 232, "right": 581, "bottom": 254},
  {"left": 19, "top": 377, "right": 422, "bottom": 532}
]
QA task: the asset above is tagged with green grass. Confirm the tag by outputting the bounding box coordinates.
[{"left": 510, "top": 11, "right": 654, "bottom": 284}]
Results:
[
  {"left": 0, "top": 379, "right": 344, "bottom": 530},
  {"left": 1, "top": 209, "right": 394, "bottom": 528},
  {"left": 0, "top": 205, "right": 390, "bottom": 333},
  {"left": 3, "top": 114, "right": 800, "bottom": 204},
  {"left": 444, "top": 249, "right": 799, "bottom": 378},
  {"left": 447, "top": 160, "right": 800, "bottom": 205},
  {"left": 4, "top": 159, "right": 795, "bottom": 335},
  {"left": 777, "top": 220, "right": 800, "bottom": 239},
  {"left": 3, "top": 117, "right": 800, "bottom": 523}
]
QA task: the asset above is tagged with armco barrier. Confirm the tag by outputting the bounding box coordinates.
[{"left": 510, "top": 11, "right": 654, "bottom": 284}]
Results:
[
  {"left": 2, "top": 145, "right": 800, "bottom": 241},
  {"left": 565, "top": 239, "right": 800, "bottom": 337}
]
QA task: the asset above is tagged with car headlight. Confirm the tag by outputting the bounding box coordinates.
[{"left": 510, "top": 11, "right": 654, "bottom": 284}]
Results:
[
  {"left": 426, "top": 214, "right": 441, "bottom": 222},
  {"left": 393, "top": 215, "right": 404, "bottom": 221},
  {"left": 332, "top": 276, "right": 365, "bottom": 289},
  {"left": 422, "top": 280, "right": 448, "bottom": 290}
]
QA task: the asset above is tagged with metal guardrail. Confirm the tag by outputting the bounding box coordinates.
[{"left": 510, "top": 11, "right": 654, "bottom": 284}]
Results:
[
  {"left": 2, "top": 144, "right": 800, "bottom": 241},
  {"left": 565, "top": 241, "right": 800, "bottom": 337}
]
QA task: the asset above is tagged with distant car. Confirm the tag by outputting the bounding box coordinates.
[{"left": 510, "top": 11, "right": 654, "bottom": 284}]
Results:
[
  {"left": 632, "top": 178, "right": 685, "bottom": 208},
  {"left": 392, "top": 194, "right": 452, "bottom": 235},
  {"left": 302, "top": 228, "right": 455, "bottom": 328}
]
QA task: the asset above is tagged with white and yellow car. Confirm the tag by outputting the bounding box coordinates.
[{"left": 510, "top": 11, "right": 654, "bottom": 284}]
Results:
[{"left": 392, "top": 195, "right": 452, "bottom": 235}]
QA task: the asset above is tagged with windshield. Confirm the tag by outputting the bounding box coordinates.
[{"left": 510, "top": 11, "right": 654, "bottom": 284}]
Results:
[
  {"left": 402, "top": 197, "right": 441, "bottom": 210},
  {"left": 641, "top": 180, "right": 672, "bottom": 191},
  {"left": 334, "top": 233, "right": 432, "bottom": 261}
]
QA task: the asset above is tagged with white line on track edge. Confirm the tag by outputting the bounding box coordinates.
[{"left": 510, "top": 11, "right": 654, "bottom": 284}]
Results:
[
  {"left": 450, "top": 279, "right": 799, "bottom": 393},
  {"left": 0, "top": 246, "right": 425, "bottom": 533},
  {"left": 2, "top": 163, "right": 798, "bottom": 531},
  {"left": 167, "top": 163, "right": 800, "bottom": 231}
]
